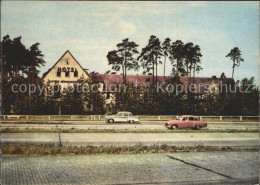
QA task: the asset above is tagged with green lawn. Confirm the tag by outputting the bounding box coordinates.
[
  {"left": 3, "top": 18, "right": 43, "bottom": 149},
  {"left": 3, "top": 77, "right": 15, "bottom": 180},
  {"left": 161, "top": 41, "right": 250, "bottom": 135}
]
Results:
[{"left": 2, "top": 144, "right": 233, "bottom": 156}]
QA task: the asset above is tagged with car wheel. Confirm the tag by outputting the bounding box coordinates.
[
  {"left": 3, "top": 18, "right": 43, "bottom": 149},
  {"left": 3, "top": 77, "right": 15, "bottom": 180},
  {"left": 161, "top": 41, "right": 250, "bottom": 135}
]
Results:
[
  {"left": 171, "top": 125, "right": 177, "bottom": 130},
  {"left": 109, "top": 119, "right": 114, "bottom": 123}
]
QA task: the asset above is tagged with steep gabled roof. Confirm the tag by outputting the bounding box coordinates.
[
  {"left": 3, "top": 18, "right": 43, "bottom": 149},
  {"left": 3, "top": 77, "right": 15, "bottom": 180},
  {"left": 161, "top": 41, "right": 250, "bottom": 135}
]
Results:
[{"left": 42, "top": 50, "right": 89, "bottom": 79}]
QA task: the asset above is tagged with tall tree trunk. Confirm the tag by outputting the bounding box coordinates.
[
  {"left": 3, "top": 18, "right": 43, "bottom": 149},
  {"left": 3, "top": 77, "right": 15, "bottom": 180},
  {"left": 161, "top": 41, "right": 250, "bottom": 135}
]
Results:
[
  {"left": 152, "top": 62, "right": 155, "bottom": 85},
  {"left": 122, "top": 64, "right": 125, "bottom": 84},
  {"left": 174, "top": 59, "right": 179, "bottom": 88},
  {"left": 124, "top": 49, "right": 127, "bottom": 84},
  {"left": 163, "top": 55, "right": 166, "bottom": 77},
  {"left": 193, "top": 64, "right": 196, "bottom": 84},
  {"left": 156, "top": 61, "right": 158, "bottom": 85},
  {"left": 232, "top": 62, "right": 235, "bottom": 79},
  {"left": 125, "top": 61, "right": 127, "bottom": 84},
  {"left": 176, "top": 59, "right": 179, "bottom": 75},
  {"left": 193, "top": 64, "right": 196, "bottom": 78},
  {"left": 189, "top": 65, "right": 192, "bottom": 86},
  {"left": 155, "top": 53, "right": 158, "bottom": 85},
  {"left": 186, "top": 64, "right": 191, "bottom": 92}
]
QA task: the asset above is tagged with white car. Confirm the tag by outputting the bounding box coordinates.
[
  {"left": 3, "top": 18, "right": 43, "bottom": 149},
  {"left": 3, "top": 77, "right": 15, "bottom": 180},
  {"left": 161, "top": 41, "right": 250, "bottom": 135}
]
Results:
[{"left": 105, "top": 111, "right": 140, "bottom": 123}]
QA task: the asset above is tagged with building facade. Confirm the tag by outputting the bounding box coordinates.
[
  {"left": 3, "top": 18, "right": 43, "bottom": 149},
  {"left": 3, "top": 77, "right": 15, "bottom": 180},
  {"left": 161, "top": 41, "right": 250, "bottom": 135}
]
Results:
[
  {"left": 42, "top": 50, "right": 235, "bottom": 104},
  {"left": 42, "top": 50, "right": 90, "bottom": 95}
]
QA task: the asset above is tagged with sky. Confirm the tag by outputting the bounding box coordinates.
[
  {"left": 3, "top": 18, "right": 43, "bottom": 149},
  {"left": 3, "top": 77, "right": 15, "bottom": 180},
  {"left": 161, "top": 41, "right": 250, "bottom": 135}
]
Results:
[{"left": 1, "top": 1, "right": 259, "bottom": 84}]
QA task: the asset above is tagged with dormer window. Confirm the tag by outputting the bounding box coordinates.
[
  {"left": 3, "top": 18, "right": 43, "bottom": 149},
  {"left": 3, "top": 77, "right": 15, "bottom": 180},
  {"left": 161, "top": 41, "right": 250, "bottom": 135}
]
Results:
[
  {"left": 65, "top": 71, "right": 69, "bottom": 77},
  {"left": 74, "top": 71, "right": 78, "bottom": 77},
  {"left": 65, "top": 59, "right": 69, "bottom": 65}
]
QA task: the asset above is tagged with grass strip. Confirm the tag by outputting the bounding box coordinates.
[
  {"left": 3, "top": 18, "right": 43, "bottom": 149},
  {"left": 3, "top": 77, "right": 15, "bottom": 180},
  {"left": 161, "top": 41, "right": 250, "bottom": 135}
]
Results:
[
  {"left": 2, "top": 128, "right": 258, "bottom": 133},
  {"left": 2, "top": 144, "right": 236, "bottom": 156}
]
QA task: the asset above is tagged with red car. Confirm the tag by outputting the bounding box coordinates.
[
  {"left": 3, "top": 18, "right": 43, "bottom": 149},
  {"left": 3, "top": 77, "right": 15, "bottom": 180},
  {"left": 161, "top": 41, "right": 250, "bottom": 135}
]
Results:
[{"left": 165, "top": 115, "right": 207, "bottom": 130}]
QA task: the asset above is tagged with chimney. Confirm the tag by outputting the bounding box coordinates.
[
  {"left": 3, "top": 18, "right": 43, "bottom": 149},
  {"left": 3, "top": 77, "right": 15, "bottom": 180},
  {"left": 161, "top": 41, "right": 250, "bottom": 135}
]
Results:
[{"left": 212, "top": 75, "right": 217, "bottom": 79}]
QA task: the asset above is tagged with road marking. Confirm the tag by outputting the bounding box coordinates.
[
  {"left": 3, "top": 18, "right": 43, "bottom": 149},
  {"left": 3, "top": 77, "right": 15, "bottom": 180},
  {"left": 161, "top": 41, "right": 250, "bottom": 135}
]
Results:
[{"left": 167, "top": 155, "right": 233, "bottom": 179}]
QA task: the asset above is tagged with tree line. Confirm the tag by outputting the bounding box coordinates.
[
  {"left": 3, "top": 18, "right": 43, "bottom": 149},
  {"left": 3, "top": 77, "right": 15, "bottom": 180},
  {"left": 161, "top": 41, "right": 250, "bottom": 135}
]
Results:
[
  {"left": 107, "top": 35, "right": 244, "bottom": 85},
  {"left": 107, "top": 76, "right": 258, "bottom": 116},
  {"left": 1, "top": 35, "right": 258, "bottom": 115}
]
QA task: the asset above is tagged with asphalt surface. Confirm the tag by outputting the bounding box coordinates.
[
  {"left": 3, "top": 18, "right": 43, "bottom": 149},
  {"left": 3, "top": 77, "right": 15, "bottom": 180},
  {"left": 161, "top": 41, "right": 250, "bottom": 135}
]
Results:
[
  {"left": 2, "top": 151, "right": 259, "bottom": 185},
  {"left": 2, "top": 133, "right": 258, "bottom": 148},
  {"left": 2, "top": 121, "right": 259, "bottom": 131},
  {"left": 2, "top": 120, "right": 259, "bottom": 125}
]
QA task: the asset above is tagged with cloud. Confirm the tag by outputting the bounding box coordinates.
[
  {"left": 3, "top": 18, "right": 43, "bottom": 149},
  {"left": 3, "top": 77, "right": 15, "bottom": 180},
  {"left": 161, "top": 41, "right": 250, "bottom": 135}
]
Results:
[
  {"left": 110, "top": 2, "right": 207, "bottom": 16},
  {"left": 3, "top": 1, "right": 258, "bottom": 84},
  {"left": 104, "top": 17, "right": 136, "bottom": 35}
]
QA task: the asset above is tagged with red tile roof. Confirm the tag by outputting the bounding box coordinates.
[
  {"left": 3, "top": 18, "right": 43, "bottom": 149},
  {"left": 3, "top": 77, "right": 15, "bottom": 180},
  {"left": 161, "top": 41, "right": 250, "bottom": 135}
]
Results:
[
  {"left": 95, "top": 74, "right": 234, "bottom": 93},
  {"left": 95, "top": 74, "right": 168, "bottom": 87}
]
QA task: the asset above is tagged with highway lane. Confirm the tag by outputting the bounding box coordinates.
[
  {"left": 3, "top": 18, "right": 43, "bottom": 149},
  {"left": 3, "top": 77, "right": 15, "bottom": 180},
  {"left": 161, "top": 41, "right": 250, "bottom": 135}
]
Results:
[
  {"left": 1, "top": 122, "right": 258, "bottom": 131},
  {"left": 1, "top": 132, "right": 258, "bottom": 147},
  {"left": 2, "top": 120, "right": 259, "bottom": 125}
]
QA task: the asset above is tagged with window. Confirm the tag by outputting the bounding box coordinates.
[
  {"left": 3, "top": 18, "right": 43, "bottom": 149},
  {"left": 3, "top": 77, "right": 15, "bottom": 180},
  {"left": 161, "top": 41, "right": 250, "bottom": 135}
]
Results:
[
  {"left": 188, "top": 117, "right": 194, "bottom": 121},
  {"left": 53, "top": 85, "right": 61, "bottom": 97},
  {"left": 124, "top": 113, "right": 129, "bottom": 116},
  {"left": 68, "top": 85, "right": 73, "bottom": 92},
  {"left": 57, "top": 71, "right": 61, "bottom": 77},
  {"left": 53, "top": 85, "right": 59, "bottom": 92},
  {"left": 74, "top": 71, "right": 78, "bottom": 77},
  {"left": 65, "top": 71, "right": 69, "bottom": 77},
  {"left": 117, "top": 113, "right": 123, "bottom": 116},
  {"left": 106, "top": 92, "right": 110, "bottom": 99}
]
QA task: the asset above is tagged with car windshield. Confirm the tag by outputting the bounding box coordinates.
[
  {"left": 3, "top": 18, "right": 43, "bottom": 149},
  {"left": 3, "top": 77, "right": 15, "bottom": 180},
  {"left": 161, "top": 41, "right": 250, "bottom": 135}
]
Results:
[{"left": 179, "top": 116, "right": 198, "bottom": 121}]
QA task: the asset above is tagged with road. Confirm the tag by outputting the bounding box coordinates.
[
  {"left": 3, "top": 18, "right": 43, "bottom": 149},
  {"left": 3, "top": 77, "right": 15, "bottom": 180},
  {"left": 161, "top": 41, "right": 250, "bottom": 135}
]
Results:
[
  {"left": 2, "top": 133, "right": 258, "bottom": 148},
  {"left": 2, "top": 121, "right": 259, "bottom": 125},
  {"left": 2, "top": 121, "right": 259, "bottom": 131},
  {"left": 2, "top": 151, "right": 258, "bottom": 185}
]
